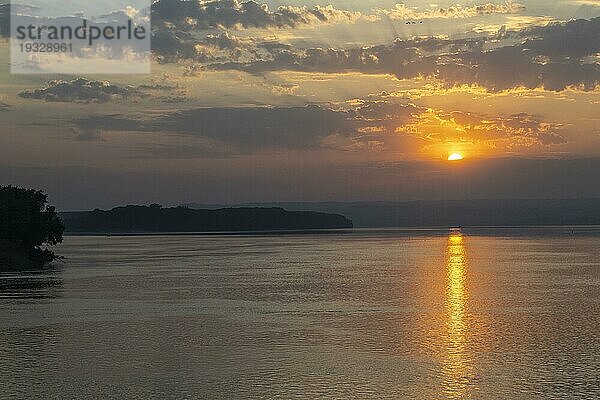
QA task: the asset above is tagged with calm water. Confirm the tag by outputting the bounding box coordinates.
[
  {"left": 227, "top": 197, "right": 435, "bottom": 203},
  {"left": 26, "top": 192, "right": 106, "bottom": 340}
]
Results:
[{"left": 1, "top": 229, "right": 599, "bottom": 399}]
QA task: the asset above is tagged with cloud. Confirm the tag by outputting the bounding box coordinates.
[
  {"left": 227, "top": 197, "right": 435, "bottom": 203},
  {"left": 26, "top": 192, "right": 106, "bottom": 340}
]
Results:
[
  {"left": 73, "top": 114, "right": 149, "bottom": 132},
  {"left": 18, "top": 78, "right": 142, "bottom": 103},
  {"left": 98, "top": 6, "right": 148, "bottom": 23},
  {"left": 69, "top": 97, "right": 564, "bottom": 157},
  {"left": 377, "top": 1, "right": 526, "bottom": 20},
  {"left": 70, "top": 101, "right": 425, "bottom": 153},
  {"left": 152, "top": 105, "right": 355, "bottom": 148},
  {"left": 71, "top": 128, "right": 106, "bottom": 142},
  {"left": 472, "top": 15, "right": 555, "bottom": 33},
  {"left": 0, "top": 3, "right": 39, "bottom": 13},
  {"left": 150, "top": 0, "right": 525, "bottom": 32},
  {"left": 153, "top": 30, "right": 285, "bottom": 64},
  {"left": 152, "top": 0, "right": 363, "bottom": 30},
  {"left": 72, "top": 105, "right": 359, "bottom": 150},
  {"left": 4, "top": 1, "right": 360, "bottom": 42},
  {"left": 200, "top": 17, "right": 600, "bottom": 92},
  {"left": 572, "top": 0, "right": 600, "bottom": 5},
  {"left": 397, "top": 110, "right": 567, "bottom": 148}
]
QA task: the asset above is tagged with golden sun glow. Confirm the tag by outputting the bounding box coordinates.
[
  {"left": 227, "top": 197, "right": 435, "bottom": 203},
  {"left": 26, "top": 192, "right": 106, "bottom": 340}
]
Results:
[{"left": 448, "top": 153, "right": 464, "bottom": 161}]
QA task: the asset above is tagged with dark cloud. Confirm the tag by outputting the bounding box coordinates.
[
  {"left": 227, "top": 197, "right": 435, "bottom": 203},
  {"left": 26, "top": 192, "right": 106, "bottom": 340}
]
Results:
[
  {"left": 518, "top": 17, "right": 600, "bottom": 60},
  {"left": 152, "top": 0, "right": 361, "bottom": 30},
  {"left": 137, "top": 83, "right": 178, "bottom": 91},
  {"left": 154, "top": 105, "right": 353, "bottom": 148},
  {"left": 18, "top": 78, "right": 183, "bottom": 104},
  {"left": 70, "top": 99, "right": 564, "bottom": 156},
  {"left": 71, "top": 101, "right": 425, "bottom": 154},
  {"left": 150, "top": 1, "right": 363, "bottom": 62},
  {"left": 73, "top": 104, "right": 363, "bottom": 150},
  {"left": 74, "top": 114, "right": 149, "bottom": 131},
  {"left": 71, "top": 128, "right": 106, "bottom": 142},
  {"left": 19, "top": 78, "right": 141, "bottom": 103},
  {"left": 153, "top": 30, "right": 284, "bottom": 64},
  {"left": 197, "top": 17, "right": 600, "bottom": 92},
  {"left": 150, "top": 0, "right": 526, "bottom": 33}
]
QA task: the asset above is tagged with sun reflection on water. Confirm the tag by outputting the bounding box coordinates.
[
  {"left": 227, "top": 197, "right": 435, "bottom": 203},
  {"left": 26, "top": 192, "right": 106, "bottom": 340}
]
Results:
[{"left": 442, "top": 231, "right": 475, "bottom": 398}]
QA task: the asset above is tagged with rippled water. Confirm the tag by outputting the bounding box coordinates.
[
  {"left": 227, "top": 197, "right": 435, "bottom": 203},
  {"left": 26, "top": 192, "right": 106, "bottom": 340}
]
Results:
[{"left": 1, "top": 229, "right": 599, "bottom": 399}]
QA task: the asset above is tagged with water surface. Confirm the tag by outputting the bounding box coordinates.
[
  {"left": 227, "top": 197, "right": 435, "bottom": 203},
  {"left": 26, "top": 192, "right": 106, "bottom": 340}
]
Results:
[{"left": 1, "top": 229, "right": 599, "bottom": 399}]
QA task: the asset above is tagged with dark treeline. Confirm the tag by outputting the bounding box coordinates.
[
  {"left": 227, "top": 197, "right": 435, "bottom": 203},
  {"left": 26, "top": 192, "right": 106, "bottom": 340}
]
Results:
[{"left": 61, "top": 205, "right": 353, "bottom": 233}]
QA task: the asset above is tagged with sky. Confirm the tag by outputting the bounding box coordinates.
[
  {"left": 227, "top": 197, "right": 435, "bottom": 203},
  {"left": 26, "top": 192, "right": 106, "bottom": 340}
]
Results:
[{"left": 0, "top": 0, "right": 599, "bottom": 210}]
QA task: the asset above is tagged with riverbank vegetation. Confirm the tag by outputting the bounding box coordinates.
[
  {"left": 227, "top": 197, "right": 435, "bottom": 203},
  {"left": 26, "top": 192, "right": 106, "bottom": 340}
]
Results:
[{"left": 0, "top": 186, "right": 64, "bottom": 271}]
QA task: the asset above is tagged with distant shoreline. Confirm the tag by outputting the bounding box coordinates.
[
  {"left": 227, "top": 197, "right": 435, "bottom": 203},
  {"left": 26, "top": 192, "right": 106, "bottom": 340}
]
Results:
[
  {"left": 61, "top": 206, "right": 353, "bottom": 234},
  {"left": 177, "top": 199, "right": 600, "bottom": 229},
  {"left": 61, "top": 225, "right": 600, "bottom": 237},
  {"left": 63, "top": 228, "right": 356, "bottom": 236},
  {"left": 59, "top": 199, "right": 600, "bottom": 234}
]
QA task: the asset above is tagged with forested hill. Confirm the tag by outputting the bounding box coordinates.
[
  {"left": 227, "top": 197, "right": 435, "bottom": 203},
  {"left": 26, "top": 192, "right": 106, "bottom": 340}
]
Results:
[{"left": 61, "top": 205, "right": 353, "bottom": 233}]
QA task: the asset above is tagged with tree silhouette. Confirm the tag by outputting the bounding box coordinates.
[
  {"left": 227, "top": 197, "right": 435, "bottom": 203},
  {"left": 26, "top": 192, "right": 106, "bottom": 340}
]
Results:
[{"left": 0, "top": 186, "right": 64, "bottom": 263}]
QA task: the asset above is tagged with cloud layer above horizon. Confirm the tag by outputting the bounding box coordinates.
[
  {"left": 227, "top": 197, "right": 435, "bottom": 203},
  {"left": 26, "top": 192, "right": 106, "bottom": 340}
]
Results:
[{"left": 1, "top": 0, "right": 599, "bottom": 207}]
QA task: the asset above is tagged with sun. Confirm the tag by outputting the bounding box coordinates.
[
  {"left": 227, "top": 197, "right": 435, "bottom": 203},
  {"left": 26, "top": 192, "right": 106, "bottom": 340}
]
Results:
[{"left": 448, "top": 153, "right": 464, "bottom": 161}]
